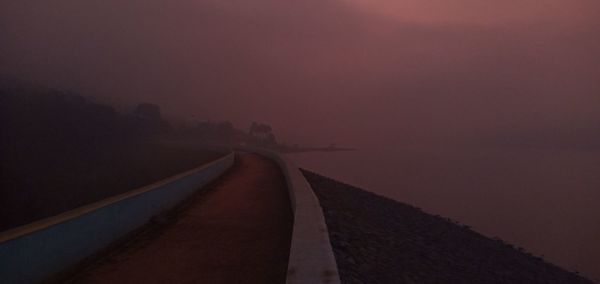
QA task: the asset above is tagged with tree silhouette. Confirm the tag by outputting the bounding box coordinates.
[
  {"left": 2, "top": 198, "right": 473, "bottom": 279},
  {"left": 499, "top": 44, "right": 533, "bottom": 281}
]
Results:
[
  {"left": 248, "top": 122, "right": 276, "bottom": 145},
  {"left": 134, "top": 103, "right": 161, "bottom": 121}
]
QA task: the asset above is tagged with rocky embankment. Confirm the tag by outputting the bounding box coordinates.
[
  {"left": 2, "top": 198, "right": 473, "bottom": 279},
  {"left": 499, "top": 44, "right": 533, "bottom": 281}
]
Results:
[{"left": 302, "top": 170, "right": 594, "bottom": 284}]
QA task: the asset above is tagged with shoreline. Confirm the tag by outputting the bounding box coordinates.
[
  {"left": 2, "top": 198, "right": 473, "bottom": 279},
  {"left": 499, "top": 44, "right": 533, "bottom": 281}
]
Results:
[{"left": 302, "top": 169, "right": 595, "bottom": 283}]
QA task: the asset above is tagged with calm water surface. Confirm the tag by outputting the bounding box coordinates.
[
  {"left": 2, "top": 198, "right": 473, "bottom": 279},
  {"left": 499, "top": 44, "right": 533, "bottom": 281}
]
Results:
[{"left": 289, "top": 145, "right": 600, "bottom": 280}]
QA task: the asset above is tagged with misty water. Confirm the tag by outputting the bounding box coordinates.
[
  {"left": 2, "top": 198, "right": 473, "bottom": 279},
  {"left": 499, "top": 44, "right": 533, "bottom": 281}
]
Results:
[{"left": 290, "top": 145, "right": 600, "bottom": 280}]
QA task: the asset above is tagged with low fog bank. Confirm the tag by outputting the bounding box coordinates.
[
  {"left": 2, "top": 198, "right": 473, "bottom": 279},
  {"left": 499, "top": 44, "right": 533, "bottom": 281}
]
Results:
[{"left": 1, "top": 0, "right": 599, "bottom": 149}]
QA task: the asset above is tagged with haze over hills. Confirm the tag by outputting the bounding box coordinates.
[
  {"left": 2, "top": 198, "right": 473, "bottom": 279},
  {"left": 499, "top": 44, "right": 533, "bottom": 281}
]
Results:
[
  {"left": 1, "top": 0, "right": 599, "bottom": 147},
  {"left": 0, "top": 85, "right": 313, "bottom": 231}
]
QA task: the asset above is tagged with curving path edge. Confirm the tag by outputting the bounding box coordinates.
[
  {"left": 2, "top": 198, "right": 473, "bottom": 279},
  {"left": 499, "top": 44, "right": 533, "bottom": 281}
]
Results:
[{"left": 244, "top": 148, "right": 341, "bottom": 284}]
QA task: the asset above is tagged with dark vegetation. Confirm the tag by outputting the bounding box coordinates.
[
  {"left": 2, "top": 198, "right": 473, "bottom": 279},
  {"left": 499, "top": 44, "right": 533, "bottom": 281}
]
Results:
[
  {"left": 174, "top": 119, "right": 280, "bottom": 148},
  {"left": 0, "top": 83, "right": 350, "bottom": 231},
  {"left": 303, "top": 170, "right": 594, "bottom": 284},
  {"left": 0, "top": 85, "right": 223, "bottom": 231}
]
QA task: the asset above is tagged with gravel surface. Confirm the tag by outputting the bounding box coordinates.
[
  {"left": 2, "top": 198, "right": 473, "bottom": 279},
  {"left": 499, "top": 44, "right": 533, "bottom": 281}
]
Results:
[{"left": 302, "top": 170, "right": 594, "bottom": 284}]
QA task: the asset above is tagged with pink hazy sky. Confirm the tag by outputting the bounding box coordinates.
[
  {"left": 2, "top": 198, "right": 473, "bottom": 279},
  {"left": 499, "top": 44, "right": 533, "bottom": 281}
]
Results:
[
  {"left": 1, "top": 0, "right": 599, "bottom": 146},
  {"left": 344, "top": 0, "right": 596, "bottom": 24}
]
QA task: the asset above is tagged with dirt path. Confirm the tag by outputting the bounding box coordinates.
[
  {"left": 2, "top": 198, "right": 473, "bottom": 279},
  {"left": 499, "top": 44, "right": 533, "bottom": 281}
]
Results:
[{"left": 73, "top": 153, "right": 293, "bottom": 284}]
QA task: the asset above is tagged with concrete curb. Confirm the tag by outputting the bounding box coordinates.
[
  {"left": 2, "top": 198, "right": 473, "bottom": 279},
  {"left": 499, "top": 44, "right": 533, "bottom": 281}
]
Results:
[
  {"left": 0, "top": 151, "right": 235, "bottom": 284},
  {"left": 244, "top": 148, "right": 341, "bottom": 284}
]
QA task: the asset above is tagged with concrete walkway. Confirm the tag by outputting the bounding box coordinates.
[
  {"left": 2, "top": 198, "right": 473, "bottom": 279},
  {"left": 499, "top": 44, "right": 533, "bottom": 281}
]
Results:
[{"left": 72, "top": 153, "right": 293, "bottom": 283}]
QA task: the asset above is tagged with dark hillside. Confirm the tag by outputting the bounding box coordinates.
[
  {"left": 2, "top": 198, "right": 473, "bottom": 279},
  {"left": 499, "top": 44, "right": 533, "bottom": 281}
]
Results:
[{"left": 0, "top": 87, "right": 221, "bottom": 231}]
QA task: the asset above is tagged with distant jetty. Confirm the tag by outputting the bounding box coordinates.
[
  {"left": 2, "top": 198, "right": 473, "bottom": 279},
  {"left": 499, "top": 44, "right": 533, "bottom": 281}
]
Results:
[{"left": 278, "top": 146, "right": 357, "bottom": 153}]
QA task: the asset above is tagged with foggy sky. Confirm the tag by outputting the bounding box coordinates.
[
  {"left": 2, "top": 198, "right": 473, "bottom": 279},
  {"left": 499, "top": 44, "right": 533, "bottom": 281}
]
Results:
[{"left": 1, "top": 0, "right": 599, "bottom": 146}]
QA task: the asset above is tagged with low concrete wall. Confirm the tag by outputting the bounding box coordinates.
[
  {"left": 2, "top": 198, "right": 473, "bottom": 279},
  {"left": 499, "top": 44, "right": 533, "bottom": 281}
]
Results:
[
  {"left": 0, "top": 151, "right": 235, "bottom": 284},
  {"left": 244, "top": 148, "right": 340, "bottom": 284}
]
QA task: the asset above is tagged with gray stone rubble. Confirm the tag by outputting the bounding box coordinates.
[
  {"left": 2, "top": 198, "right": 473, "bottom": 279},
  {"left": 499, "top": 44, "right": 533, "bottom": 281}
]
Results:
[{"left": 302, "top": 170, "right": 594, "bottom": 284}]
